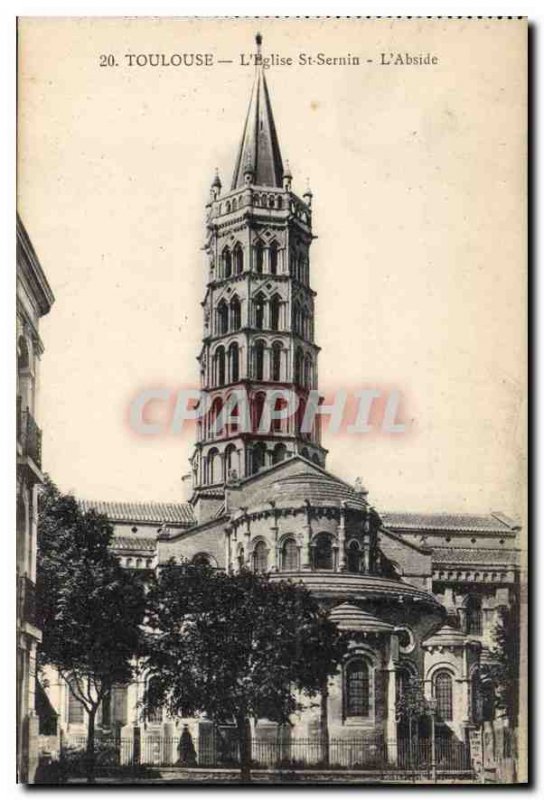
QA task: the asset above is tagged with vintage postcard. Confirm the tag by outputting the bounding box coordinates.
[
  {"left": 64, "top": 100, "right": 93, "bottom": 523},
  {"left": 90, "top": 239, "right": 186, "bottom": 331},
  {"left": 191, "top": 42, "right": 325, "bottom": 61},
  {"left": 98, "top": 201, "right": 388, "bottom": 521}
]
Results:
[{"left": 16, "top": 17, "right": 527, "bottom": 784}]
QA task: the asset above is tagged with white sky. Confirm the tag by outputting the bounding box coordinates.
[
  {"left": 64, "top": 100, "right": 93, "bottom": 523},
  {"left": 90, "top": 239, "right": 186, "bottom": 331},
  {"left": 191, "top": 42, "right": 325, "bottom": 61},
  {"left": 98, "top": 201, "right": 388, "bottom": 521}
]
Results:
[{"left": 17, "top": 17, "right": 526, "bottom": 516}]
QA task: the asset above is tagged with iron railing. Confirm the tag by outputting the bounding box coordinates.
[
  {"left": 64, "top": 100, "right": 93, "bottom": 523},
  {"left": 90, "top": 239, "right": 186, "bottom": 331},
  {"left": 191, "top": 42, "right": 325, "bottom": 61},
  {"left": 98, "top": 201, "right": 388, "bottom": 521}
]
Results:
[{"left": 61, "top": 734, "right": 471, "bottom": 775}]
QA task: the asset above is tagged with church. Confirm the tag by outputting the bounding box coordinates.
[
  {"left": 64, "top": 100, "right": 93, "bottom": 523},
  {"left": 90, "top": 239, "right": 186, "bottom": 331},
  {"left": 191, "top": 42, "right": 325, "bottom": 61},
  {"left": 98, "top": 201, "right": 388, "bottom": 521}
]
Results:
[{"left": 40, "top": 36, "right": 521, "bottom": 775}]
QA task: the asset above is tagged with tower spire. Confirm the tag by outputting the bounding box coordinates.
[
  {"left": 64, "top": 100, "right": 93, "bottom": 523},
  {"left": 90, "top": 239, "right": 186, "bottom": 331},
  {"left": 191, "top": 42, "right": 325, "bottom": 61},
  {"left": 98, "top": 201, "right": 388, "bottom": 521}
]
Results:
[{"left": 231, "top": 34, "right": 284, "bottom": 189}]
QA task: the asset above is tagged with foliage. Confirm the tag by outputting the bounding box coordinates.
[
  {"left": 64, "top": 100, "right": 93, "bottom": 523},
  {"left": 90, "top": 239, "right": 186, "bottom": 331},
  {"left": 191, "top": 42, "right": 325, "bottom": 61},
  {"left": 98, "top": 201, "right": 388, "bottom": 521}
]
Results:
[
  {"left": 143, "top": 562, "right": 348, "bottom": 779},
  {"left": 485, "top": 601, "right": 520, "bottom": 725},
  {"left": 36, "top": 478, "right": 147, "bottom": 781},
  {"left": 395, "top": 675, "right": 428, "bottom": 723}
]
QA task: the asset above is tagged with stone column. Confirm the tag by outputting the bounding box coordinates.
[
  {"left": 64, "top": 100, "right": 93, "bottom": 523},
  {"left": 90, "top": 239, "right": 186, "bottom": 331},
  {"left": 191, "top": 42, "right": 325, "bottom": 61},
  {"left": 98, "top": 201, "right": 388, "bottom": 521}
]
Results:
[
  {"left": 243, "top": 516, "right": 251, "bottom": 569},
  {"left": 269, "top": 505, "right": 279, "bottom": 572},
  {"left": 302, "top": 503, "right": 312, "bottom": 570},
  {"left": 386, "top": 635, "right": 399, "bottom": 765},
  {"left": 337, "top": 503, "right": 346, "bottom": 572},
  {"left": 224, "top": 527, "right": 232, "bottom": 573}
]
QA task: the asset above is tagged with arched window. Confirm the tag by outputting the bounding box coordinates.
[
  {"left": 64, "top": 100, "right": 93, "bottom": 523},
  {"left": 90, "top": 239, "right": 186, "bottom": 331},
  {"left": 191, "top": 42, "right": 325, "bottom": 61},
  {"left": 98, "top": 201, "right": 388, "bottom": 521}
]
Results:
[
  {"left": 252, "top": 392, "right": 266, "bottom": 434},
  {"left": 313, "top": 532, "right": 334, "bottom": 570},
  {"left": 68, "top": 689, "right": 85, "bottom": 725},
  {"left": 345, "top": 658, "right": 370, "bottom": 717},
  {"left": 253, "top": 541, "right": 268, "bottom": 573},
  {"left": 208, "top": 448, "right": 221, "bottom": 484},
  {"left": 347, "top": 541, "right": 361, "bottom": 573},
  {"left": 277, "top": 196, "right": 283, "bottom": 210},
  {"left": 282, "top": 538, "right": 299, "bottom": 571},
  {"left": 295, "top": 348, "right": 304, "bottom": 386},
  {"left": 192, "top": 553, "right": 212, "bottom": 567},
  {"left": 255, "top": 242, "right": 265, "bottom": 274},
  {"left": 225, "top": 201, "right": 231, "bottom": 214},
  {"left": 254, "top": 340, "right": 266, "bottom": 381},
  {"left": 254, "top": 293, "right": 265, "bottom": 329},
  {"left": 270, "top": 295, "right": 281, "bottom": 331},
  {"left": 226, "top": 398, "right": 239, "bottom": 435},
  {"left": 230, "top": 296, "right": 241, "bottom": 330},
  {"left": 225, "top": 443, "right": 237, "bottom": 478},
  {"left": 252, "top": 442, "right": 266, "bottom": 474},
  {"left": 269, "top": 196, "right": 275, "bottom": 209},
  {"left": 213, "top": 346, "right": 226, "bottom": 386},
  {"left": 209, "top": 396, "right": 223, "bottom": 437},
  {"left": 233, "top": 244, "right": 244, "bottom": 274},
  {"left": 272, "top": 396, "right": 287, "bottom": 433},
  {"left": 228, "top": 343, "right": 240, "bottom": 383},
  {"left": 146, "top": 677, "right": 163, "bottom": 725},
  {"left": 272, "top": 443, "right": 287, "bottom": 464},
  {"left": 433, "top": 670, "right": 453, "bottom": 721},
  {"left": 269, "top": 242, "right": 279, "bottom": 275},
  {"left": 312, "top": 453, "right": 321, "bottom": 466},
  {"left": 466, "top": 594, "right": 483, "bottom": 635},
  {"left": 217, "top": 301, "right": 228, "bottom": 335},
  {"left": 271, "top": 342, "right": 283, "bottom": 381},
  {"left": 222, "top": 247, "right": 232, "bottom": 279},
  {"left": 301, "top": 447, "right": 310, "bottom": 460}
]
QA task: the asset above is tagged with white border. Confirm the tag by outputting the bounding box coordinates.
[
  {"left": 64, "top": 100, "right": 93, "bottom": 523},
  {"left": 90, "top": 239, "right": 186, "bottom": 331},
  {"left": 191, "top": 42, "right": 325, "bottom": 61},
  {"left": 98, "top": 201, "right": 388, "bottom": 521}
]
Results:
[{"left": 1, "top": 2, "right": 538, "bottom": 797}]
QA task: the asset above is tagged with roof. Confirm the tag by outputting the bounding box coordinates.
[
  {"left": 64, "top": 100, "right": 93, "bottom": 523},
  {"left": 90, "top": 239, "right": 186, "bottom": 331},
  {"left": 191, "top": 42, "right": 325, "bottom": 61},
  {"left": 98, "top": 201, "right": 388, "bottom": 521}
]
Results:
[
  {"left": 79, "top": 499, "right": 195, "bottom": 526},
  {"left": 423, "top": 624, "right": 479, "bottom": 648},
  {"left": 231, "top": 42, "right": 284, "bottom": 189},
  {"left": 112, "top": 536, "right": 156, "bottom": 552},
  {"left": 431, "top": 547, "right": 519, "bottom": 567},
  {"left": 381, "top": 512, "right": 519, "bottom": 534},
  {"left": 329, "top": 603, "right": 394, "bottom": 633},
  {"left": 265, "top": 472, "right": 368, "bottom": 511}
]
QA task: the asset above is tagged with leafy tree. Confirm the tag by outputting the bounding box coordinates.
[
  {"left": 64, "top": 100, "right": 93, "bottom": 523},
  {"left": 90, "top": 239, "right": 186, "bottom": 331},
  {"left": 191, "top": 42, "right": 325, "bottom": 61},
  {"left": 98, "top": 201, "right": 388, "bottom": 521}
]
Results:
[
  {"left": 485, "top": 601, "right": 520, "bottom": 726},
  {"left": 36, "top": 479, "right": 146, "bottom": 782},
  {"left": 395, "top": 675, "right": 429, "bottom": 762},
  {"left": 143, "top": 562, "right": 348, "bottom": 781}
]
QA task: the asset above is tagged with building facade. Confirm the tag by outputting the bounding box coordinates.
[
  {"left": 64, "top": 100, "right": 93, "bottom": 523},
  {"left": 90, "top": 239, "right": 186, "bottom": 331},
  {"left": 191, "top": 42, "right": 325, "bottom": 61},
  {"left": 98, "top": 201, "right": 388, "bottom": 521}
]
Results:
[
  {"left": 17, "top": 215, "right": 55, "bottom": 782},
  {"left": 38, "top": 39, "right": 521, "bottom": 776}
]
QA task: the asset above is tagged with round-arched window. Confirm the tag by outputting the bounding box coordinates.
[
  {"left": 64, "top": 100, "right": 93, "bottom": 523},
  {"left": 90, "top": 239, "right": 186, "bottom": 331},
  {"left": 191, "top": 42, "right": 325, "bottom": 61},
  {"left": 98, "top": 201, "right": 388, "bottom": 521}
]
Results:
[
  {"left": 313, "top": 533, "right": 334, "bottom": 570},
  {"left": 345, "top": 658, "right": 371, "bottom": 717}
]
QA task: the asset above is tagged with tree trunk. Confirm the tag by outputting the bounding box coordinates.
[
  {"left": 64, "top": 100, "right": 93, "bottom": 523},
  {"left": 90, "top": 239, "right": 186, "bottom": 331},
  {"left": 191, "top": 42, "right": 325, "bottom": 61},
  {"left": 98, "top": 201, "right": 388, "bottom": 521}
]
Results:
[
  {"left": 86, "top": 706, "right": 97, "bottom": 784},
  {"left": 236, "top": 716, "right": 251, "bottom": 783},
  {"left": 320, "top": 678, "right": 330, "bottom": 767}
]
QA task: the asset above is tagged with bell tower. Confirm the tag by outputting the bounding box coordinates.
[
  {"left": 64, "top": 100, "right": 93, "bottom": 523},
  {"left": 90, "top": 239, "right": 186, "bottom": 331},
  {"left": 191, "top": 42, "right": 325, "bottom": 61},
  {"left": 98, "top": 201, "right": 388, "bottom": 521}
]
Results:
[{"left": 191, "top": 34, "right": 326, "bottom": 496}]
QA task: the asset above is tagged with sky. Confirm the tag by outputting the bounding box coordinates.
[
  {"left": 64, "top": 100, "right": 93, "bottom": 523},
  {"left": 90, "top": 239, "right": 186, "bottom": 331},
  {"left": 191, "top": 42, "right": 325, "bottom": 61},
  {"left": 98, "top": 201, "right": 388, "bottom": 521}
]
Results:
[{"left": 17, "top": 17, "right": 526, "bottom": 516}]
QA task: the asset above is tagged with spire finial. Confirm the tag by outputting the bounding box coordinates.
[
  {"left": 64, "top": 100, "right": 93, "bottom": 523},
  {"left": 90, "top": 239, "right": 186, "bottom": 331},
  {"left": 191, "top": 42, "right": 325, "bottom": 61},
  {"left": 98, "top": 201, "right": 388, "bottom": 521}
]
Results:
[{"left": 255, "top": 32, "right": 263, "bottom": 56}]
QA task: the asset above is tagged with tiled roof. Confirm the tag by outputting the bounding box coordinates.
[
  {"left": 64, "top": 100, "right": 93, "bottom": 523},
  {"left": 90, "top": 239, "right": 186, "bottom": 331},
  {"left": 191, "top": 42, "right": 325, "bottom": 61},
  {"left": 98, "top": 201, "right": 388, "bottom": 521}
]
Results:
[
  {"left": 431, "top": 547, "right": 519, "bottom": 566},
  {"left": 423, "top": 624, "right": 478, "bottom": 648},
  {"left": 265, "top": 472, "right": 368, "bottom": 511},
  {"left": 329, "top": 603, "right": 394, "bottom": 633},
  {"left": 79, "top": 499, "right": 195, "bottom": 526},
  {"left": 381, "top": 512, "right": 519, "bottom": 534},
  {"left": 112, "top": 536, "right": 156, "bottom": 552}
]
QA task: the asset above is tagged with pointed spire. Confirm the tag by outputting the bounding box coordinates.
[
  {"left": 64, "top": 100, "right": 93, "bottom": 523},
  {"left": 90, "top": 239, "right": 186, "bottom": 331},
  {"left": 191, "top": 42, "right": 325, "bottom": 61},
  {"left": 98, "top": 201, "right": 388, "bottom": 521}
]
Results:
[{"left": 231, "top": 34, "right": 284, "bottom": 190}]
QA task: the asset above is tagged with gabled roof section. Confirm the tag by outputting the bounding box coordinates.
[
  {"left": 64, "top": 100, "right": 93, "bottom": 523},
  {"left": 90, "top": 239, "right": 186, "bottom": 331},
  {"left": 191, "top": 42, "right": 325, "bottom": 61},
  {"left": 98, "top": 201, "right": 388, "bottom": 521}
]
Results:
[
  {"left": 231, "top": 37, "right": 284, "bottom": 189},
  {"left": 381, "top": 511, "right": 520, "bottom": 534}
]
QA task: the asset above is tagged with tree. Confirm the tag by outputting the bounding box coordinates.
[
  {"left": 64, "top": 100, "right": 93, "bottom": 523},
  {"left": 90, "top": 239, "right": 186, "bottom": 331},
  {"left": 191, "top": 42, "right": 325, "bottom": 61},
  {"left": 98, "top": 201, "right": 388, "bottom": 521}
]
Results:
[
  {"left": 485, "top": 601, "right": 520, "bottom": 726},
  {"left": 143, "top": 562, "right": 348, "bottom": 781},
  {"left": 36, "top": 480, "right": 146, "bottom": 782},
  {"left": 395, "top": 675, "right": 429, "bottom": 764}
]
